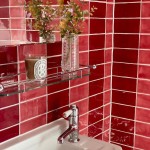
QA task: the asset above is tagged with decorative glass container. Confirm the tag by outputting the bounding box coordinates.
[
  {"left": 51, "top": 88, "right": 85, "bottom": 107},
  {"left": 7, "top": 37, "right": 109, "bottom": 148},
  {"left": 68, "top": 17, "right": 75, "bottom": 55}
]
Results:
[{"left": 61, "top": 34, "right": 79, "bottom": 73}]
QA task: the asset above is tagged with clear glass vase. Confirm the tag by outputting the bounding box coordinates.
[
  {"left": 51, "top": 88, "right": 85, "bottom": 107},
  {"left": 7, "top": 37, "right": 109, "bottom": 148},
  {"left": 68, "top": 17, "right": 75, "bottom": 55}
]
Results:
[{"left": 61, "top": 34, "right": 79, "bottom": 73}]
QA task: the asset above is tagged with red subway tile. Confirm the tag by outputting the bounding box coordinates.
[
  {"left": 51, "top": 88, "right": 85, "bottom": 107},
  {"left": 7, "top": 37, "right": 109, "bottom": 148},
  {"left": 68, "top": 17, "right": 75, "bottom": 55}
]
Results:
[
  {"left": 136, "top": 122, "right": 150, "bottom": 137},
  {"left": 115, "top": 3, "right": 140, "bottom": 18},
  {"left": 79, "top": 114, "right": 88, "bottom": 130},
  {"left": 138, "top": 79, "right": 150, "bottom": 94},
  {"left": 113, "top": 63, "right": 137, "bottom": 77},
  {"left": 11, "top": 30, "right": 26, "bottom": 41},
  {"left": 106, "top": 19, "right": 113, "bottom": 33},
  {"left": 11, "top": 19, "right": 25, "bottom": 29},
  {"left": 20, "top": 97, "right": 46, "bottom": 121},
  {"left": 114, "top": 49, "right": 138, "bottom": 63},
  {"left": 90, "top": 65, "right": 104, "bottom": 81},
  {"left": 116, "top": 0, "right": 141, "bottom": 2},
  {"left": 79, "top": 36, "right": 88, "bottom": 51},
  {"left": 26, "top": 31, "right": 39, "bottom": 42},
  {"left": 80, "top": 128, "right": 88, "bottom": 136},
  {"left": 134, "top": 135, "right": 150, "bottom": 150},
  {"left": 10, "top": 7, "right": 25, "bottom": 18},
  {"left": 139, "top": 65, "right": 150, "bottom": 79},
  {"left": 111, "top": 117, "right": 134, "bottom": 133},
  {"left": 141, "top": 19, "right": 150, "bottom": 33},
  {"left": 0, "top": 19, "right": 9, "bottom": 29},
  {"left": 140, "top": 35, "right": 150, "bottom": 49},
  {"left": 111, "top": 129, "right": 134, "bottom": 146},
  {"left": 0, "top": 105, "right": 19, "bottom": 130},
  {"left": 88, "top": 120, "right": 103, "bottom": 137},
  {"left": 112, "top": 90, "right": 136, "bottom": 106},
  {"left": 0, "top": 8, "right": 9, "bottom": 18},
  {"left": 89, "top": 107, "right": 103, "bottom": 125},
  {"left": 105, "top": 63, "right": 111, "bottom": 77},
  {"left": 0, "top": 30, "right": 11, "bottom": 40},
  {"left": 141, "top": 3, "right": 150, "bottom": 17},
  {"left": 70, "top": 83, "right": 89, "bottom": 103},
  {"left": 48, "top": 89, "right": 69, "bottom": 111},
  {"left": 112, "top": 103, "right": 135, "bottom": 120},
  {"left": 103, "top": 130, "right": 110, "bottom": 142},
  {"left": 106, "top": 34, "right": 112, "bottom": 48},
  {"left": 0, "top": 125, "right": 19, "bottom": 143},
  {"left": 89, "top": 35, "right": 105, "bottom": 50},
  {"left": 139, "top": 50, "right": 150, "bottom": 64},
  {"left": 104, "top": 77, "right": 111, "bottom": 91},
  {"left": 89, "top": 50, "right": 104, "bottom": 65},
  {"left": 106, "top": 4, "right": 113, "bottom": 18},
  {"left": 105, "top": 49, "right": 112, "bottom": 63},
  {"left": 9, "top": 0, "right": 24, "bottom": 6},
  {"left": 95, "top": 133, "right": 102, "bottom": 140},
  {"left": 113, "top": 77, "right": 137, "bottom": 92},
  {"left": 104, "top": 90, "right": 111, "bottom": 104},
  {"left": 114, "top": 34, "right": 139, "bottom": 48},
  {"left": 90, "top": 19, "right": 105, "bottom": 34},
  {"left": 20, "top": 115, "right": 46, "bottom": 134},
  {"left": 104, "top": 117, "right": 110, "bottom": 131},
  {"left": 0, "top": 0, "right": 9, "bottom": 6},
  {"left": 90, "top": 2, "right": 106, "bottom": 18},
  {"left": 115, "top": 19, "right": 140, "bottom": 33},
  {"left": 136, "top": 108, "right": 150, "bottom": 123},
  {"left": 137, "top": 94, "right": 150, "bottom": 109},
  {"left": 79, "top": 52, "right": 89, "bottom": 65},
  {"left": 89, "top": 79, "right": 104, "bottom": 96},
  {"left": 89, "top": 93, "right": 103, "bottom": 111},
  {"left": 104, "top": 104, "right": 110, "bottom": 118}
]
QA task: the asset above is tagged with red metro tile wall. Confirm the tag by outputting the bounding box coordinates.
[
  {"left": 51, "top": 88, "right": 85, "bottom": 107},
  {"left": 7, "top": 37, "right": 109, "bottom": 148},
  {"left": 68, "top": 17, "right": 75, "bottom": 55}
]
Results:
[
  {"left": 112, "top": 0, "right": 150, "bottom": 150},
  {"left": 0, "top": 0, "right": 113, "bottom": 145}
]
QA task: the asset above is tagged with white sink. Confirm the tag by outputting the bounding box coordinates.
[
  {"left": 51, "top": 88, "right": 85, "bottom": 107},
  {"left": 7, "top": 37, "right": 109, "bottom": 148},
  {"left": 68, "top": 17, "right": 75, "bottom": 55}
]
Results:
[{"left": 0, "top": 119, "right": 122, "bottom": 150}]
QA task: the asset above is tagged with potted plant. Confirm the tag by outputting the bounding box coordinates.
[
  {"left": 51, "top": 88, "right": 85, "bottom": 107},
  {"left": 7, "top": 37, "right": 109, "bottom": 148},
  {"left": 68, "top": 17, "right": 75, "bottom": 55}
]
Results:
[
  {"left": 57, "top": 0, "right": 96, "bottom": 73},
  {"left": 25, "top": 0, "right": 56, "bottom": 43}
]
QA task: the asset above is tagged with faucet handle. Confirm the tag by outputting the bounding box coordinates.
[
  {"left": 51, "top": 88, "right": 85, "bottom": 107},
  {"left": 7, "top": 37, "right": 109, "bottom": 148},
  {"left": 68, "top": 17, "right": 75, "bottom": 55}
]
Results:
[{"left": 63, "top": 110, "right": 73, "bottom": 118}]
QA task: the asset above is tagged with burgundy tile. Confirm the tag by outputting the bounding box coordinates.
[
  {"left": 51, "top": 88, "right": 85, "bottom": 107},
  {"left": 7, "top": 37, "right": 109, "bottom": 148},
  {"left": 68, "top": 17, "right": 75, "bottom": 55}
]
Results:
[
  {"left": 0, "top": 125, "right": 19, "bottom": 143},
  {"left": 79, "top": 52, "right": 89, "bottom": 65},
  {"left": 115, "top": 3, "right": 140, "bottom": 18},
  {"left": 111, "top": 129, "right": 134, "bottom": 146},
  {"left": 136, "top": 108, "right": 150, "bottom": 123},
  {"left": 20, "top": 87, "right": 47, "bottom": 101},
  {"left": 0, "top": 19, "right": 9, "bottom": 29},
  {"left": 114, "top": 49, "right": 138, "bottom": 63},
  {"left": 106, "top": 34, "right": 112, "bottom": 48},
  {"left": 104, "top": 90, "right": 111, "bottom": 104},
  {"left": 112, "top": 90, "right": 136, "bottom": 106},
  {"left": 116, "top": 0, "right": 140, "bottom": 2},
  {"left": 89, "top": 93, "right": 103, "bottom": 111},
  {"left": 104, "top": 117, "right": 110, "bottom": 131},
  {"left": 106, "top": 4, "right": 113, "bottom": 18},
  {"left": 11, "top": 19, "right": 25, "bottom": 29},
  {"left": 20, "top": 115, "right": 46, "bottom": 134},
  {"left": 106, "top": 19, "right": 113, "bottom": 33},
  {"left": 141, "top": 3, "right": 150, "bottom": 17},
  {"left": 113, "top": 63, "right": 137, "bottom": 77},
  {"left": 89, "top": 50, "right": 104, "bottom": 65},
  {"left": 113, "top": 77, "right": 136, "bottom": 92},
  {"left": 47, "top": 106, "right": 69, "bottom": 123},
  {"left": 137, "top": 94, "right": 150, "bottom": 109},
  {"left": 79, "top": 36, "right": 88, "bottom": 51},
  {"left": 104, "top": 77, "right": 111, "bottom": 91},
  {"left": 138, "top": 65, "right": 150, "bottom": 79},
  {"left": 0, "top": 105, "right": 19, "bottom": 130},
  {"left": 88, "top": 107, "right": 103, "bottom": 125},
  {"left": 136, "top": 122, "right": 150, "bottom": 137},
  {"left": 70, "top": 83, "right": 89, "bottom": 103},
  {"left": 134, "top": 135, "right": 150, "bottom": 150},
  {"left": 48, "top": 81, "right": 69, "bottom": 94},
  {"left": 88, "top": 120, "right": 103, "bottom": 137},
  {"left": 103, "top": 130, "right": 110, "bottom": 142},
  {"left": 26, "top": 31, "right": 39, "bottom": 42},
  {"left": 47, "top": 56, "right": 61, "bottom": 68},
  {"left": 79, "top": 114, "right": 88, "bottom": 130},
  {"left": 80, "top": 128, "right": 88, "bottom": 136},
  {"left": 112, "top": 103, "right": 135, "bottom": 120},
  {"left": 48, "top": 89, "right": 69, "bottom": 111},
  {"left": 0, "top": 95, "right": 18, "bottom": 108},
  {"left": 81, "top": 19, "right": 89, "bottom": 34},
  {"left": 95, "top": 133, "right": 102, "bottom": 141},
  {"left": 72, "top": 99, "right": 88, "bottom": 115},
  {"left": 89, "top": 64, "right": 104, "bottom": 81},
  {"left": 89, "top": 79, "right": 104, "bottom": 96},
  {"left": 0, "top": 30, "right": 11, "bottom": 40},
  {"left": 141, "top": 19, "right": 150, "bottom": 33},
  {"left": 90, "top": 2, "right": 106, "bottom": 18},
  {"left": 0, "top": 0, "right": 9, "bottom": 6},
  {"left": 0, "top": 46, "right": 17, "bottom": 64},
  {"left": 139, "top": 50, "right": 150, "bottom": 64},
  {"left": 111, "top": 117, "right": 134, "bottom": 133},
  {"left": 105, "top": 49, "right": 112, "bottom": 63},
  {"left": 20, "top": 97, "right": 46, "bottom": 121},
  {"left": 10, "top": 7, "right": 25, "bottom": 18},
  {"left": 138, "top": 79, "right": 150, "bottom": 94},
  {"left": 89, "top": 35, "right": 105, "bottom": 50},
  {"left": 105, "top": 63, "right": 111, "bottom": 77},
  {"left": 0, "top": 8, "right": 9, "bottom": 18},
  {"left": 90, "top": 19, "right": 105, "bottom": 34},
  {"left": 114, "top": 34, "right": 139, "bottom": 48},
  {"left": 115, "top": 19, "right": 140, "bottom": 33},
  {"left": 104, "top": 104, "right": 110, "bottom": 118},
  {"left": 140, "top": 35, "right": 150, "bottom": 49},
  {"left": 47, "top": 42, "right": 62, "bottom": 56}
]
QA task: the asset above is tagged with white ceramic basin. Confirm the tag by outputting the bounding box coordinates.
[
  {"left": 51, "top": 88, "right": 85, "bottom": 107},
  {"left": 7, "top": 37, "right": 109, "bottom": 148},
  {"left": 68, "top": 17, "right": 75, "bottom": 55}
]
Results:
[{"left": 0, "top": 119, "right": 122, "bottom": 150}]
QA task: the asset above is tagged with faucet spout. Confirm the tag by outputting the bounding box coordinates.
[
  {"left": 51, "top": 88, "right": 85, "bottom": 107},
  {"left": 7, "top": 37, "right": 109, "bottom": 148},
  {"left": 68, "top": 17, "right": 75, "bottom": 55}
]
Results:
[{"left": 57, "top": 126, "right": 75, "bottom": 144}]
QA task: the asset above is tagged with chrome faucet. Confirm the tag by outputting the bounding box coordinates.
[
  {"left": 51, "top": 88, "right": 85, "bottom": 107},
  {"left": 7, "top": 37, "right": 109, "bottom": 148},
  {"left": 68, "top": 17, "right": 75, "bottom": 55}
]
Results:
[{"left": 58, "top": 105, "right": 80, "bottom": 144}]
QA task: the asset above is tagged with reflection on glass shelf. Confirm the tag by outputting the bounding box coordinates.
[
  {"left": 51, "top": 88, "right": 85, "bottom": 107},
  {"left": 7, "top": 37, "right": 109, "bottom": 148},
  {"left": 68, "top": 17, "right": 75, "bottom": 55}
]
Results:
[{"left": 0, "top": 64, "right": 96, "bottom": 97}]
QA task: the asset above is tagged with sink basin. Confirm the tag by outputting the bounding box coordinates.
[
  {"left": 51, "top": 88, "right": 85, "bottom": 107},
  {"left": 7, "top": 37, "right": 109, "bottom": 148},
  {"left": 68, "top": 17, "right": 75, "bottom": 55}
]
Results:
[{"left": 0, "top": 120, "right": 122, "bottom": 150}]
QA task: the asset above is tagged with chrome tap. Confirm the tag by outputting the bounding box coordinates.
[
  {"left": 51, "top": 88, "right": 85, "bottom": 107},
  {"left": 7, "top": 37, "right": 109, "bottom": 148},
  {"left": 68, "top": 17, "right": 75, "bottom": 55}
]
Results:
[{"left": 58, "top": 105, "right": 80, "bottom": 144}]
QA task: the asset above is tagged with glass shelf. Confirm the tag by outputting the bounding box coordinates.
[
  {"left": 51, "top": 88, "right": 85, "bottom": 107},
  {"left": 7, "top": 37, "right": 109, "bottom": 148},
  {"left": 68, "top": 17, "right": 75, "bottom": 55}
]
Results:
[{"left": 0, "top": 64, "right": 96, "bottom": 97}]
